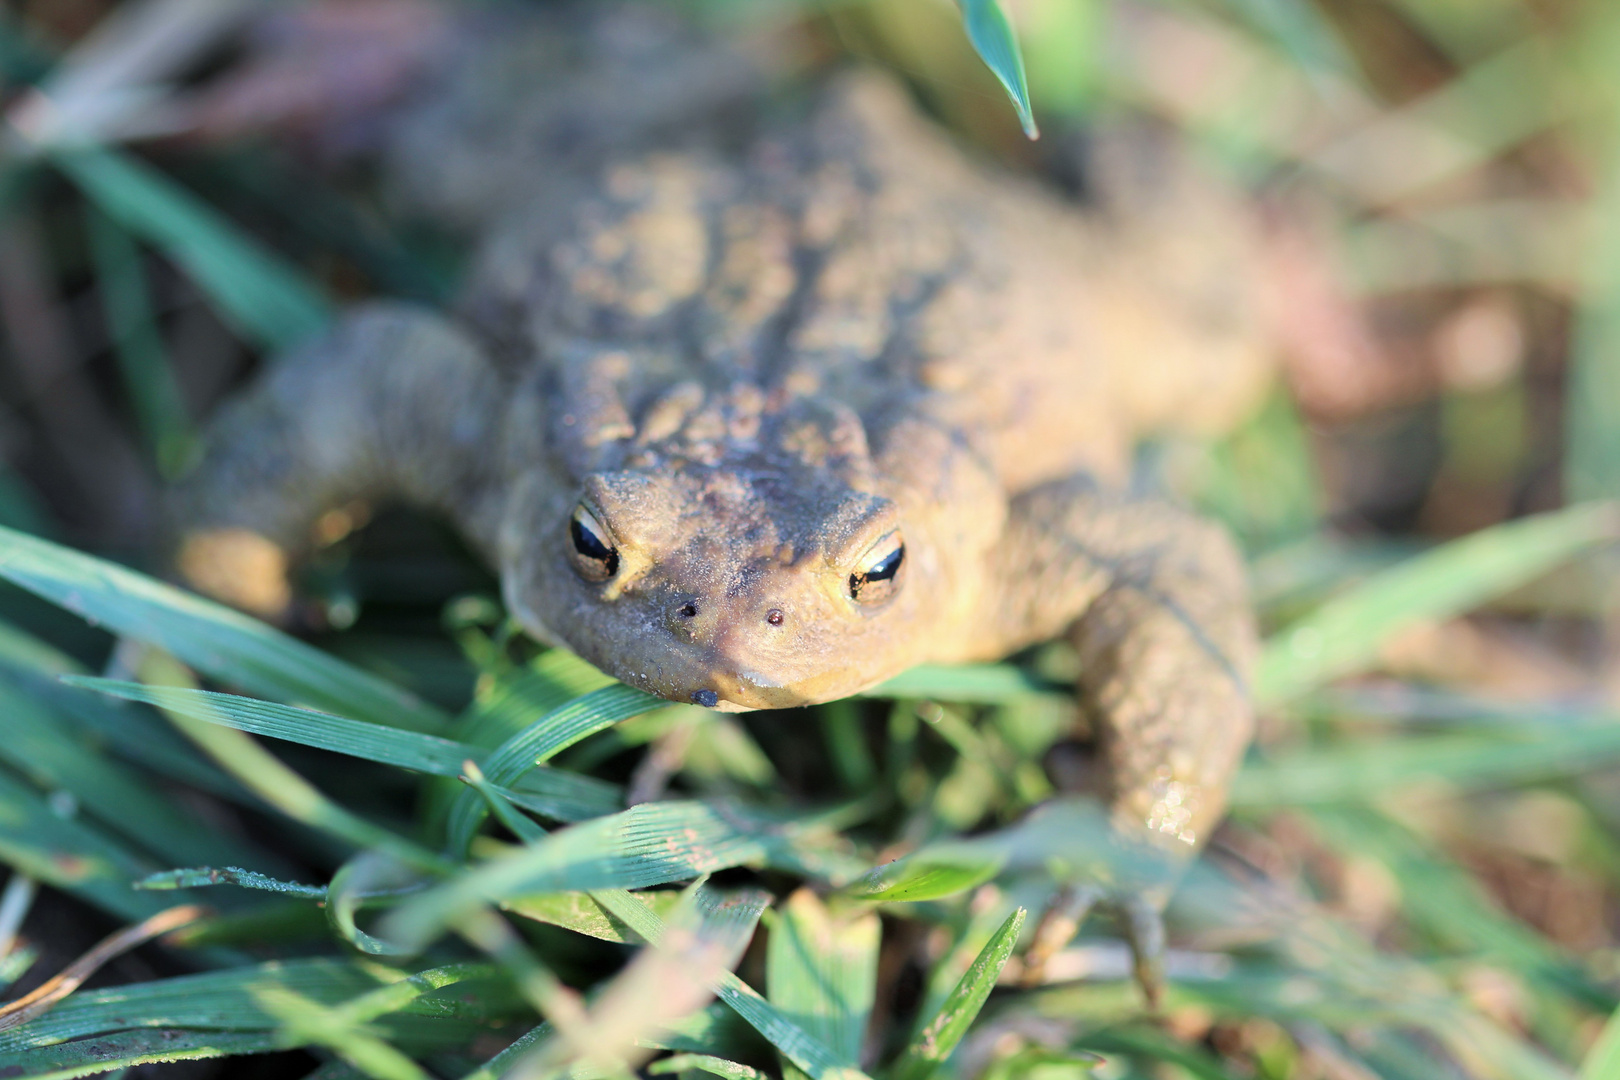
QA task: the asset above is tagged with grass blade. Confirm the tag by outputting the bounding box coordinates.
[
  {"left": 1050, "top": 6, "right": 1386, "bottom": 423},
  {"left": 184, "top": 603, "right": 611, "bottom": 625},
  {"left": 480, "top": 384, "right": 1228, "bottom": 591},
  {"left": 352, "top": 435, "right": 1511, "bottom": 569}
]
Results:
[
  {"left": 856, "top": 861, "right": 1001, "bottom": 904},
  {"left": 862, "top": 664, "right": 1063, "bottom": 704},
  {"left": 0, "top": 957, "right": 497, "bottom": 1065},
  {"left": 459, "top": 650, "right": 616, "bottom": 748},
  {"left": 325, "top": 852, "right": 422, "bottom": 957},
  {"left": 0, "top": 768, "right": 170, "bottom": 921},
  {"left": 910, "top": 899, "right": 1015, "bottom": 1031},
  {"left": 0, "top": 1029, "right": 287, "bottom": 1080},
  {"left": 1257, "top": 502, "right": 1620, "bottom": 702},
  {"left": 647, "top": 1001, "right": 760, "bottom": 1059},
  {"left": 1232, "top": 718, "right": 1620, "bottom": 805},
  {"left": 138, "top": 867, "right": 325, "bottom": 900},
  {"left": 504, "top": 891, "right": 683, "bottom": 944},
  {"left": 134, "top": 650, "right": 446, "bottom": 874},
  {"left": 473, "top": 683, "right": 661, "bottom": 780},
  {"left": 0, "top": 679, "right": 246, "bottom": 868},
  {"left": 649, "top": 1054, "right": 768, "bottom": 1080},
  {"left": 68, "top": 677, "right": 477, "bottom": 775},
  {"left": 498, "top": 885, "right": 771, "bottom": 1080},
  {"left": 1567, "top": 98, "right": 1620, "bottom": 501},
  {"left": 388, "top": 800, "right": 863, "bottom": 951},
  {"left": 1311, "top": 40, "right": 1561, "bottom": 206},
  {"left": 51, "top": 144, "right": 332, "bottom": 352},
  {"left": 889, "top": 907, "right": 1026, "bottom": 1080},
  {"left": 1580, "top": 1004, "right": 1620, "bottom": 1080},
  {"left": 0, "top": 621, "right": 235, "bottom": 794},
  {"left": 957, "top": 0, "right": 1037, "bottom": 138},
  {"left": 459, "top": 1023, "right": 551, "bottom": 1080},
  {"left": 1210, "top": 0, "right": 1362, "bottom": 90},
  {"left": 444, "top": 684, "right": 661, "bottom": 853},
  {"left": 591, "top": 889, "right": 871, "bottom": 1080},
  {"left": 766, "top": 889, "right": 880, "bottom": 1072},
  {"left": 850, "top": 799, "right": 1172, "bottom": 903},
  {"left": 498, "top": 771, "right": 623, "bottom": 824},
  {"left": 1307, "top": 807, "right": 1612, "bottom": 1010},
  {"left": 0, "top": 524, "right": 449, "bottom": 732},
  {"left": 254, "top": 983, "right": 431, "bottom": 1080},
  {"left": 84, "top": 204, "right": 194, "bottom": 477},
  {"left": 5, "top": 670, "right": 236, "bottom": 798}
]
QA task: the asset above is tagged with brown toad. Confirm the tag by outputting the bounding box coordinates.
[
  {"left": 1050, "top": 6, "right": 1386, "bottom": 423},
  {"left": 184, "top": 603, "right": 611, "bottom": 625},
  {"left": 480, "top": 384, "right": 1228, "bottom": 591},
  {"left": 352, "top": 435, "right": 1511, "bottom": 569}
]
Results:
[{"left": 178, "top": 18, "right": 1271, "bottom": 869}]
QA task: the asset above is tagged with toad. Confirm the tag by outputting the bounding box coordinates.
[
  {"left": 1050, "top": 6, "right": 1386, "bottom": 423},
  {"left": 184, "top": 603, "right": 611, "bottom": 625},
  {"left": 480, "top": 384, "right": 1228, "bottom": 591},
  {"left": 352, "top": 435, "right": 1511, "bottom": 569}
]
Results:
[{"left": 178, "top": 11, "right": 1272, "bottom": 985}]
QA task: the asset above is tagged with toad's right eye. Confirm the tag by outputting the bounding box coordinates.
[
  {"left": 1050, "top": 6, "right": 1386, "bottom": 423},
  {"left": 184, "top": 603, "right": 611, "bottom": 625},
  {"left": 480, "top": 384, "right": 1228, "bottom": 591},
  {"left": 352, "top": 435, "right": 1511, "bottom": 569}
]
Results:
[{"left": 567, "top": 504, "right": 619, "bottom": 582}]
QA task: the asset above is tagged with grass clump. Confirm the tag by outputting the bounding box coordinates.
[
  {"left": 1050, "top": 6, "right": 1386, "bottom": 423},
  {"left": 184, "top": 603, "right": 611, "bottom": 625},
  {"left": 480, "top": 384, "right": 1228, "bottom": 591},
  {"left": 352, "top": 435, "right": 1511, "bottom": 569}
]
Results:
[{"left": 0, "top": 504, "right": 1614, "bottom": 1078}]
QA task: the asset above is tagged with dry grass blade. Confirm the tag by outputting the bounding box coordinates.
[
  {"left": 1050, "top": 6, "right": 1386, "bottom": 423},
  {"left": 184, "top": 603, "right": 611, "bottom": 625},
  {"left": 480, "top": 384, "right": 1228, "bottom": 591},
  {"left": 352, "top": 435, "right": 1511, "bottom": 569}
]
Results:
[
  {"left": 591, "top": 888, "right": 872, "bottom": 1080},
  {"left": 506, "top": 887, "right": 771, "bottom": 1080},
  {"left": 0, "top": 903, "right": 209, "bottom": 1033},
  {"left": 1307, "top": 38, "right": 1562, "bottom": 206},
  {"left": 6, "top": 0, "right": 259, "bottom": 147}
]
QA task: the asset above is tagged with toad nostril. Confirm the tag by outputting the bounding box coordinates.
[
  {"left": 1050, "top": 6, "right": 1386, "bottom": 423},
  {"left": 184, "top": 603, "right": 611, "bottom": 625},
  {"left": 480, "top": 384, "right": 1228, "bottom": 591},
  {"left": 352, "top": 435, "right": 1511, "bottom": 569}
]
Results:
[
  {"left": 766, "top": 609, "right": 784, "bottom": 626},
  {"left": 663, "top": 599, "right": 703, "bottom": 642}
]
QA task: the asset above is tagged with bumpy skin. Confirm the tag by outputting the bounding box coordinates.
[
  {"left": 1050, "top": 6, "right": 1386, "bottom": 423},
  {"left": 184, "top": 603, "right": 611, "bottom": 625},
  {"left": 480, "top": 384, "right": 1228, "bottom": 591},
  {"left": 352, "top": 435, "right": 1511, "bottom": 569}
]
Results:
[{"left": 180, "top": 16, "right": 1269, "bottom": 851}]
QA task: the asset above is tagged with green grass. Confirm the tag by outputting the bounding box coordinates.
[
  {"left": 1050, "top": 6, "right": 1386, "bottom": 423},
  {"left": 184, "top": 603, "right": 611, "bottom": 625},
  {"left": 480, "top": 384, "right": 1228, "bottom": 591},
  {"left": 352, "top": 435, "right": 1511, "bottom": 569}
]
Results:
[
  {"left": 0, "top": 484, "right": 1613, "bottom": 1077},
  {"left": 3, "top": 0, "right": 1620, "bottom": 1078}
]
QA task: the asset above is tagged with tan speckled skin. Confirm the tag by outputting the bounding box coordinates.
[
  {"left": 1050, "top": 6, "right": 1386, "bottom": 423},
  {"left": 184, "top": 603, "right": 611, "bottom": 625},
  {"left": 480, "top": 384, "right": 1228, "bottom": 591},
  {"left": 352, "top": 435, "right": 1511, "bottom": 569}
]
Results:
[{"left": 181, "top": 52, "right": 1269, "bottom": 848}]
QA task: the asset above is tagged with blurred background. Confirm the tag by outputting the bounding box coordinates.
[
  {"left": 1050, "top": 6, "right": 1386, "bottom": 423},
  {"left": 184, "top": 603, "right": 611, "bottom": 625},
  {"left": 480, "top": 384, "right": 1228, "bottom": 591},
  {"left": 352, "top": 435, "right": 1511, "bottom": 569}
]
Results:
[{"left": 4, "top": 0, "right": 1620, "bottom": 1078}]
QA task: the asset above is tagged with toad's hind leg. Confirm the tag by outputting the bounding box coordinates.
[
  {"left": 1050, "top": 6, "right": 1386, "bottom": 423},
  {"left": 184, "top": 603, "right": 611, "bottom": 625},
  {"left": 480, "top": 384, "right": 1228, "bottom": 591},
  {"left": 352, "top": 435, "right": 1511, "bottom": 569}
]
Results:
[
  {"left": 988, "top": 477, "right": 1258, "bottom": 1000},
  {"left": 175, "top": 302, "right": 505, "bottom": 616}
]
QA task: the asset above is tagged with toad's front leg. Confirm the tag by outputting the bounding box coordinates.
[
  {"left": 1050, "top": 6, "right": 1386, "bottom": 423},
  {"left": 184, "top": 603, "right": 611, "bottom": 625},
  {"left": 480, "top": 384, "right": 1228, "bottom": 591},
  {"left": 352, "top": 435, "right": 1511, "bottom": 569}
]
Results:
[
  {"left": 174, "top": 302, "right": 506, "bottom": 617},
  {"left": 984, "top": 476, "right": 1258, "bottom": 998}
]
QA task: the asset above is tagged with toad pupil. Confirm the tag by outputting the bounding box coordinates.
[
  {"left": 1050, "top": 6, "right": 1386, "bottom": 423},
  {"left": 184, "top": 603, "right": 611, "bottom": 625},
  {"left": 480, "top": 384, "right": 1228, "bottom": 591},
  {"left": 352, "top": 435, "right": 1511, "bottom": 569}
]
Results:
[{"left": 850, "top": 543, "right": 904, "bottom": 600}]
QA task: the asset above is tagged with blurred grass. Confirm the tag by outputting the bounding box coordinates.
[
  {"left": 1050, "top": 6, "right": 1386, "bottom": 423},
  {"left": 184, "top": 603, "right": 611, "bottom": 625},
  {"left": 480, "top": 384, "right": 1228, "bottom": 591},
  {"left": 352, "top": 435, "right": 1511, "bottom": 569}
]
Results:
[
  {"left": 50, "top": 145, "right": 332, "bottom": 353},
  {"left": 0, "top": 0, "right": 1619, "bottom": 1079}
]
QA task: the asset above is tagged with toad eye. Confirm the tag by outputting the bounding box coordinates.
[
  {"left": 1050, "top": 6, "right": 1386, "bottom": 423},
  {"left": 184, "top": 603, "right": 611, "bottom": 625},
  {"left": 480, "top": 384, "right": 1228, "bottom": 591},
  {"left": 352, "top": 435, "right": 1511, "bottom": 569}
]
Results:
[
  {"left": 849, "top": 532, "right": 904, "bottom": 604},
  {"left": 567, "top": 504, "right": 620, "bottom": 582}
]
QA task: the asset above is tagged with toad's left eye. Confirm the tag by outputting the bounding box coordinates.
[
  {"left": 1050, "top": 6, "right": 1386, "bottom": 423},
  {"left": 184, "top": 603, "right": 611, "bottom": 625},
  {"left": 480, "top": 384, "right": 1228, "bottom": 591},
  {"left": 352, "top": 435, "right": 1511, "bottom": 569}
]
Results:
[
  {"left": 568, "top": 504, "right": 620, "bottom": 582},
  {"left": 849, "top": 532, "right": 904, "bottom": 605}
]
